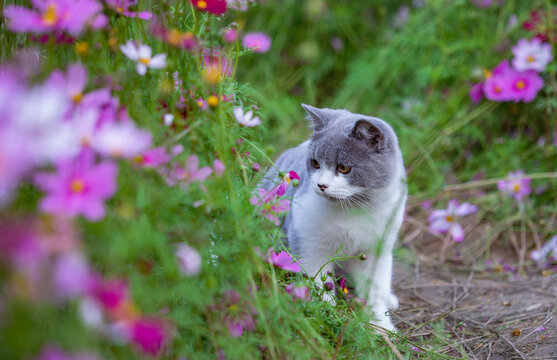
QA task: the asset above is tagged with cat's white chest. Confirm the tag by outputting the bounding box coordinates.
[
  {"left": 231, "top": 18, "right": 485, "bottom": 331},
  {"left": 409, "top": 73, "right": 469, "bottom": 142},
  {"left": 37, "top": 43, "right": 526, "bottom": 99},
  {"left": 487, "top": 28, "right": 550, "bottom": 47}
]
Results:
[{"left": 291, "top": 191, "right": 387, "bottom": 255}]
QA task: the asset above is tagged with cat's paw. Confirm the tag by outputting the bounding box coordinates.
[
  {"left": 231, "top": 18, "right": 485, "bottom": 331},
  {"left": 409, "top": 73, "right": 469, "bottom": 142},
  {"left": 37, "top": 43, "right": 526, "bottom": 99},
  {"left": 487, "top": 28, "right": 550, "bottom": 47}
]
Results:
[
  {"left": 387, "top": 293, "right": 399, "bottom": 310},
  {"left": 322, "top": 291, "right": 336, "bottom": 306},
  {"left": 370, "top": 314, "right": 397, "bottom": 333}
]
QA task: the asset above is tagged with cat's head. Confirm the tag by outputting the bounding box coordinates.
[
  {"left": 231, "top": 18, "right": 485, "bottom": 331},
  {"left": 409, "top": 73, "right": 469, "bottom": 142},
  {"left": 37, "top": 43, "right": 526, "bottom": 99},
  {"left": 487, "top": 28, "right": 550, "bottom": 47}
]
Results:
[{"left": 302, "top": 104, "right": 404, "bottom": 201}]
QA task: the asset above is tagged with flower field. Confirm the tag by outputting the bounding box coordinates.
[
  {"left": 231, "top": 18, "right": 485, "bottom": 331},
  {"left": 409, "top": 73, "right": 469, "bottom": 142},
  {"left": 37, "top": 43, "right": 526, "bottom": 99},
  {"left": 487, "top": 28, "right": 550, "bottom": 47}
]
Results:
[{"left": 0, "top": 0, "right": 556, "bottom": 359}]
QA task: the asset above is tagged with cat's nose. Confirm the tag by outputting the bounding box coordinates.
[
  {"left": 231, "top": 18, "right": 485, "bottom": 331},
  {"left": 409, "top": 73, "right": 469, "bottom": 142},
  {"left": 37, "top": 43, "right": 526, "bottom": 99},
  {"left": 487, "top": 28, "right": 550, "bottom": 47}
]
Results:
[{"left": 318, "top": 184, "right": 328, "bottom": 191}]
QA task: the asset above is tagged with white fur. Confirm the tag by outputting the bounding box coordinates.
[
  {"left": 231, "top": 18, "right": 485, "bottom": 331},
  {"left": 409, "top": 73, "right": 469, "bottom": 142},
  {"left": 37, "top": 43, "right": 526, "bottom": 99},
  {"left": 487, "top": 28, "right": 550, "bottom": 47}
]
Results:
[{"left": 290, "top": 170, "right": 406, "bottom": 331}]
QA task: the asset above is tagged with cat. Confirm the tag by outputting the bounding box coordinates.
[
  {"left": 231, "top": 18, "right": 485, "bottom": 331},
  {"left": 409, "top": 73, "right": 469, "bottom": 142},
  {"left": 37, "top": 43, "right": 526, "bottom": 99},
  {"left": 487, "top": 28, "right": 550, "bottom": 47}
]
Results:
[{"left": 261, "top": 104, "right": 407, "bottom": 331}]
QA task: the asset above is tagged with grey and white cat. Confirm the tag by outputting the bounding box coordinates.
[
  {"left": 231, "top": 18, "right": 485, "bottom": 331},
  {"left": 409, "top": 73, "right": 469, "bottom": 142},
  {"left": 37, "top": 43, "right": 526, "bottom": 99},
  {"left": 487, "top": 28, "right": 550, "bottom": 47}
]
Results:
[{"left": 262, "top": 104, "right": 407, "bottom": 331}]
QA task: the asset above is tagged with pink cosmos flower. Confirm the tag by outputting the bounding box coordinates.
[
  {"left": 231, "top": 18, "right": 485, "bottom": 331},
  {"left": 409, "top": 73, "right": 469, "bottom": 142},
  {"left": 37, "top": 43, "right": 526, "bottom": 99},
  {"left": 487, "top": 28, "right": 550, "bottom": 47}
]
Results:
[
  {"left": 428, "top": 199, "right": 478, "bottom": 242},
  {"left": 202, "top": 50, "right": 232, "bottom": 84},
  {"left": 483, "top": 61, "right": 513, "bottom": 102},
  {"left": 46, "top": 63, "right": 88, "bottom": 105},
  {"left": 89, "top": 278, "right": 129, "bottom": 312},
  {"left": 91, "top": 121, "right": 152, "bottom": 159},
  {"left": 34, "top": 345, "right": 100, "bottom": 360},
  {"left": 191, "top": 0, "right": 227, "bottom": 15},
  {"left": 276, "top": 171, "right": 300, "bottom": 196},
  {"left": 176, "top": 243, "right": 202, "bottom": 276},
  {"left": 531, "top": 236, "right": 557, "bottom": 263},
  {"left": 512, "top": 38, "right": 553, "bottom": 72},
  {"left": 285, "top": 284, "right": 310, "bottom": 302},
  {"left": 507, "top": 70, "right": 544, "bottom": 103},
  {"left": 219, "top": 290, "right": 256, "bottom": 338},
  {"left": 469, "top": 82, "right": 484, "bottom": 103},
  {"left": 196, "top": 98, "right": 208, "bottom": 110},
  {"left": 166, "top": 155, "right": 213, "bottom": 188},
  {"left": 497, "top": 170, "right": 531, "bottom": 201},
  {"left": 129, "top": 317, "right": 169, "bottom": 356},
  {"left": 242, "top": 32, "right": 271, "bottom": 53},
  {"left": 268, "top": 250, "right": 302, "bottom": 272},
  {"left": 223, "top": 28, "right": 238, "bottom": 43},
  {"left": 105, "top": 0, "right": 152, "bottom": 20},
  {"left": 4, "top": 0, "right": 107, "bottom": 35},
  {"left": 120, "top": 41, "right": 167, "bottom": 76},
  {"left": 250, "top": 188, "right": 291, "bottom": 226},
  {"left": 133, "top": 147, "right": 171, "bottom": 168},
  {"left": 233, "top": 107, "right": 261, "bottom": 127},
  {"left": 213, "top": 159, "right": 226, "bottom": 177},
  {"left": 35, "top": 152, "right": 118, "bottom": 220},
  {"left": 54, "top": 251, "right": 93, "bottom": 298}
]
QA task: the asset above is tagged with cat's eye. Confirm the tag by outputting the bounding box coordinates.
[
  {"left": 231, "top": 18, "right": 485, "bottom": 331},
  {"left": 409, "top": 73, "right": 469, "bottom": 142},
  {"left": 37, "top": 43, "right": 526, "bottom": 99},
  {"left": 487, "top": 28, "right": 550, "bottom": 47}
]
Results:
[
  {"left": 337, "top": 164, "right": 351, "bottom": 174},
  {"left": 310, "top": 159, "right": 320, "bottom": 169}
]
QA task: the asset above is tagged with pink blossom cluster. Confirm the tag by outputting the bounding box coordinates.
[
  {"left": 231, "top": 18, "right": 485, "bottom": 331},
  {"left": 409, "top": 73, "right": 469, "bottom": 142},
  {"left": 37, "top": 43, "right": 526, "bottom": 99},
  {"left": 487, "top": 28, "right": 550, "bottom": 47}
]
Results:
[
  {"left": 0, "top": 218, "right": 171, "bottom": 356},
  {"left": 470, "top": 38, "right": 552, "bottom": 103},
  {"left": 212, "top": 289, "right": 257, "bottom": 337}
]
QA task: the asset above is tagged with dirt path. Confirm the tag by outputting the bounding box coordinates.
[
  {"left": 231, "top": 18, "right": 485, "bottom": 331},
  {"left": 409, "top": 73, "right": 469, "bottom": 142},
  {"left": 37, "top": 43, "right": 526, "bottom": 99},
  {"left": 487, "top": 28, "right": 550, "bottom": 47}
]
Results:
[{"left": 393, "top": 262, "right": 557, "bottom": 359}]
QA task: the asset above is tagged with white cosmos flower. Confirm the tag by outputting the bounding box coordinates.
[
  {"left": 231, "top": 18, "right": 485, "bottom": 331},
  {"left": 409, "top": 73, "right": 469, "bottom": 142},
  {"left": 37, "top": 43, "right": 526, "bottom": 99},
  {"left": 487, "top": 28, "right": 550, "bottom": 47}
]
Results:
[
  {"left": 233, "top": 106, "right": 261, "bottom": 127},
  {"left": 120, "top": 40, "right": 167, "bottom": 75},
  {"left": 512, "top": 38, "right": 553, "bottom": 72}
]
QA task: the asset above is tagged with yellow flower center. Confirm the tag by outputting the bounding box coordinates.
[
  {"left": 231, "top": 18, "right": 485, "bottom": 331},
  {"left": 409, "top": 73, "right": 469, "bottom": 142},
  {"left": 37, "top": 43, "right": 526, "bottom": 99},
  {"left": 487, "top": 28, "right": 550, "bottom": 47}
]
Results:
[
  {"left": 167, "top": 29, "right": 184, "bottom": 47},
  {"left": 512, "top": 183, "right": 520, "bottom": 193},
  {"left": 75, "top": 41, "right": 89, "bottom": 56},
  {"left": 494, "top": 85, "right": 502, "bottom": 94},
  {"left": 72, "top": 93, "right": 83, "bottom": 103},
  {"left": 133, "top": 155, "right": 145, "bottom": 164},
  {"left": 228, "top": 304, "right": 238, "bottom": 312},
  {"left": 445, "top": 215, "right": 454, "bottom": 222},
  {"left": 138, "top": 57, "right": 150, "bottom": 65},
  {"left": 197, "top": 0, "right": 207, "bottom": 9},
  {"left": 342, "top": 287, "right": 348, "bottom": 294},
  {"left": 527, "top": 55, "right": 535, "bottom": 63},
  {"left": 70, "top": 179, "right": 85, "bottom": 193},
  {"left": 264, "top": 204, "right": 272, "bottom": 211},
  {"left": 207, "top": 95, "right": 219, "bottom": 107},
  {"left": 203, "top": 66, "right": 222, "bottom": 84},
  {"left": 516, "top": 80, "right": 526, "bottom": 90},
  {"left": 484, "top": 69, "right": 492, "bottom": 79},
  {"left": 116, "top": 6, "right": 124, "bottom": 13},
  {"left": 42, "top": 4, "right": 58, "bottom": 26},
  {"left": 197, "top": 100, "right": 205, "bottom": 107}
]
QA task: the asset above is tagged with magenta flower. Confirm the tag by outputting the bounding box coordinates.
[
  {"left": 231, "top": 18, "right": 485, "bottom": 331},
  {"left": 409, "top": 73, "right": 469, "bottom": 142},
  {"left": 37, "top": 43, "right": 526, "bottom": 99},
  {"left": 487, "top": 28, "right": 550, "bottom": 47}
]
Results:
[
  {"left": 166, "top": 155, "right": 213, "bottom": 188},
  {"left": 483, "top": 61, "right": 513, "bottom": 102},
  {"left": 34, "top": 345, "right": 100, "bottom": 360},
  {"left": 428, "top": 199, "right": 477, "bottom": 242},
  {"left": 285, "top": 284, "right": 310, "bottom": 302},
  {"left": 91, "top": 121, "right": 152, "bottom": 159},
  {"left": 250, "top": 188, "right": 291, "bottom": 226},
  {"left": 4, "top": 0, "right": 107, "bottom": 35},
  {"left": 191, "top": 0, "right": 227, "bottom": 15},
  {"left": 223, "top": 28, "right": 238, "bottom": 43},
  {"left": 105, "top": 0, "right": 152, "bottom": 20},
  {"left": 512, "top": 38, "right": 553, "bottom": 72},
  {"left": 129, "top": 317, "right": 169, "bottom": 356},
  {"left": 35, "top": 153, "right": 118, "bottom": 220},
  {"left": 242, "top": 32, "right": 271, "bottom": 53},
  {"left": 202, "top": 50, "right": 232, "bottom": 84},
  {"left": 176, "top": 243, "right": 202, "bottom": 276},
  {"left": 497, "top": 170, "right": 531, "bottom": 201},
  {"left": 507, "top": 70, "right": 544, "bottom": 103},
  {"left": 469, "top": 82, "right": 484, "bottom": 103},
  {"left": 219, "top": 290, "right": 256, "bottom": 338},
  {"left": 233, "top": 107, "right": 261, "bottom": 127},
  {"left": 531, "top": 236, "right": 557, "bottom": 263},
  {"left": 120, "top": 41, "right": 167, "bottom": 76},
  {"left": 89, "top": 278, "right": 128, "bottom": 311},
  {"left": 276, "top": 171, "right": 300, "bottom": 196},
  {"left": 268, "top": 250, "right": 301, "bottom": 272}
]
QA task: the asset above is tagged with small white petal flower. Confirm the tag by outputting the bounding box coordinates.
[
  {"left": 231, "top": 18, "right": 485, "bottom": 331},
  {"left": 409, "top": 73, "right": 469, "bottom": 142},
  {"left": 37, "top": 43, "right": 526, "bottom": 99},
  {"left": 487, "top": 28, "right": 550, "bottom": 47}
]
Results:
[
  {"left": 233, "top": 106, "right": 261, "bottom": 127},
  {"left": 120, "top": 40, "right": 166, "bottom": 76},
  {"left": 163, "top": 113, "right": 174, "bottom": 126},
  {"left": 512, "top": 38, "right": 553, "bottom": 72}
]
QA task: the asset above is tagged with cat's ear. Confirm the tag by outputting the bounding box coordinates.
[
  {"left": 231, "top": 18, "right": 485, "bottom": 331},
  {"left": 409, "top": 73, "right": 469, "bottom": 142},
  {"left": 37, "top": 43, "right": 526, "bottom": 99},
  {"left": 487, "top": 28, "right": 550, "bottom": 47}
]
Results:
[
  {"left": 350, "top": 119, "right": 385, "bottom": 151},
  {"left": 302, "top": 104, "right": 328, "bottom": 132}
]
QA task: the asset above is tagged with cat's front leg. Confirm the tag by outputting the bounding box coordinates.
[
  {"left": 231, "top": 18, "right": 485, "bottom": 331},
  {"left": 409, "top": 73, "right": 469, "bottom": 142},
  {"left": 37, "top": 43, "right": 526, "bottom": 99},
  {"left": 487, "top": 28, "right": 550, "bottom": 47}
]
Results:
[
  {"left": 350, "top": 250, "right": 397, "bottom": 331},
  {"left": 301, "top": 254, "right": 336, "bottom": 305}
]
